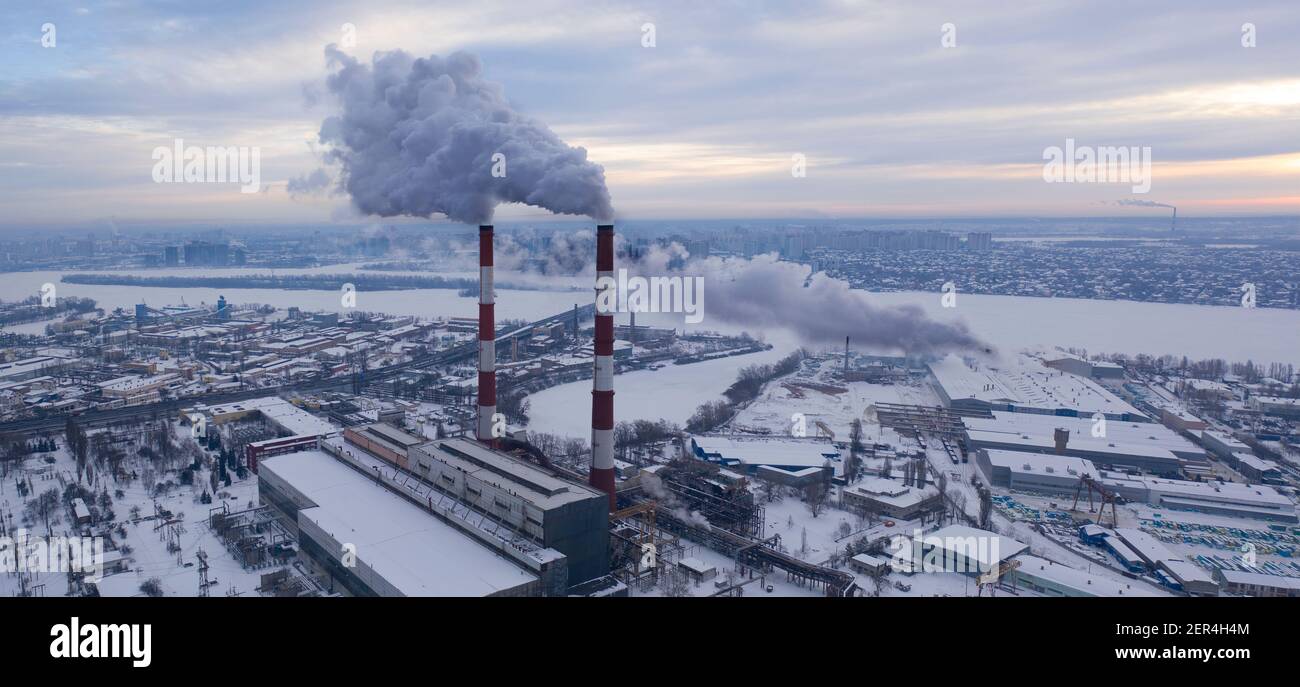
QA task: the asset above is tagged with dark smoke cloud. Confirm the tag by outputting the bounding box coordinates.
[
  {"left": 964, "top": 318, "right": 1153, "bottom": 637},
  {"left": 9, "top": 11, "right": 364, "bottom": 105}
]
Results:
[
  {"left": 316, "top": 46, "right": 614, "bottom": 224},
  {"left": 700, "top": 255, "right": 990, "bottom": 356}
]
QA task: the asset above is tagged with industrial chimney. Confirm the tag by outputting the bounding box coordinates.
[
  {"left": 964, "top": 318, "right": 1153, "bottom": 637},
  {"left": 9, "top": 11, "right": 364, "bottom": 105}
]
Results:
[
  {"left": 477, "top": 224, "right": 497, "bottom": 446},
  {"left": 590, "top": 223, "right": 617, "bottom": 509},
  {"left": 1054, "top": 427, "right": 1069, "bottom": 454}
]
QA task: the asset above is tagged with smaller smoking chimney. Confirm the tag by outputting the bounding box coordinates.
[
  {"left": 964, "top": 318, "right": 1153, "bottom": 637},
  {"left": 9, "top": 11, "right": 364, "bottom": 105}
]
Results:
[
  {"left": 1054, "top": 428, "right": 1070, "bottom": 454},
  {"left": 844, "top": 335, "right": 850, "bottom": 377}
]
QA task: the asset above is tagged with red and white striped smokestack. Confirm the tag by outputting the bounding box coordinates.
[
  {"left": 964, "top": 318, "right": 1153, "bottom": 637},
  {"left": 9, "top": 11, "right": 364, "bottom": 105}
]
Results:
[
  {"left": 477, "top": 225, "right": 497, "bottom": 446},
  {"left": 590, "top": 223, "right": 616, "bottom": 510}
]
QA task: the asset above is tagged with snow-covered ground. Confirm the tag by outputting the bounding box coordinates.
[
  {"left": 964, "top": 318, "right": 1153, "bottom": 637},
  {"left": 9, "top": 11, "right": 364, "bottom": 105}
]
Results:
[
  {"left": 1, "top": 422, "right": 269, "bottom": 598},
  {"left": 731, "top": 363, "right": 940, "bottom": 440}
]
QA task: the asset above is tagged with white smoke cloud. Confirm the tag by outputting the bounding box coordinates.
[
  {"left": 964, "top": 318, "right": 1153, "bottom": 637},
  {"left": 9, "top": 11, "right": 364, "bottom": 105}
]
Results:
[{"left": 315, "top": 46, "right": 614, "bottom": 225}]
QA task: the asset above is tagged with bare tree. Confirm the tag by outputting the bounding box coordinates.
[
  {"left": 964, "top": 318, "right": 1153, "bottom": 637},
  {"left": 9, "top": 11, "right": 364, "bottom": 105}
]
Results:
[
  {"left": 26, "top": 487, "right": 61, "bottom": 531},
  {"left": 659, "top": 568, "right": 692, "bottom": 598},
  {"left": 139, "top": 578, "right": 164, "bottom": 597},
  {"left": 805, "top": 482, "right": 828, "bottom": 518},
  {"left": 848, "top": 419, "right": 864, "bottom": 483}
]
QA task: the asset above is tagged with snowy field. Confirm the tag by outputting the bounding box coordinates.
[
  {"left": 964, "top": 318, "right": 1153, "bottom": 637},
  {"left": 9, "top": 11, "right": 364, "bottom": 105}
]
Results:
[{"left": 1, "top": 423, "right": 268, "bottom": 598}]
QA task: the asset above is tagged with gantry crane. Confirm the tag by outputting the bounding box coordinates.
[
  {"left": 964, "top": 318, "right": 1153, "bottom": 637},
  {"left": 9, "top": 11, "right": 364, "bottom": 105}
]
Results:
[{"left": 1071, "top": 474, "right": 1119, "bottom": 528}]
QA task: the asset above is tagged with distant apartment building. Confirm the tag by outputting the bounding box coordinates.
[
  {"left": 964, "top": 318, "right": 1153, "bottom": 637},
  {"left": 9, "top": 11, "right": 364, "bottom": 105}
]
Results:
[
  {"left": 965, "top": 232, "right": 993, "bottom": 250},
  {"left": 184, "top": 240, "right": 230, "bottom": 266}
]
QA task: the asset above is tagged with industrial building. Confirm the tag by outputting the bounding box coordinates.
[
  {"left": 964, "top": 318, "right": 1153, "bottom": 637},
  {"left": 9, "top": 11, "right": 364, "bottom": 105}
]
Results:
[
  {"left": 841, "top": 477, "right": 942, "bottom": 520},
  {"left": 1099, "top": 472, "right": 1296, "bottom": 523},
  {"left": 849, "top": 553, "right": 890, "bottom": 576},
  {"left": 1213, "top": 569, "right": 1300, "bottom": 597},
  {"left": 258, "top": 449, "right": 542, "bottom": 596},
  {"left": 342, "top": 422, "right": 426, "bottom": 470},
  {"left": 0, "top": 354, "right": 74, "bottom": 383},
  {"left": 1230, "top": 453, "right": 1284, "bottom": 485},
  {"left": 1041, "top": 353, "right": 1125, "bottom": 379},
  {"left": 1249, "top": 395, "right": 1300, "bottom": 419},
  {"left": 929, "top": 354, "right": 1144, "bottom": 420},
  {"left": 187, "top": 396, "right": 336, "bottom": 437},
  {"left": 185, "top": 395, "right": 338, "bottom": 472},
  {"left": 962, "top": 411, "right": 1202, "bottom": 476},
  {"left": 1158, "top": 407, "right": 1208, "bottom": 433},
  {"left": 1010, "top": 555, "right": 1156, "bottom": 597},
  {"left": 1200, "top": 429, "right": 1252, "bottom": 461},
  {"left": 905, "top": 524, "right": 1028, "bottom": 576},
  {"left": 975, "top": 449, "right": 1099, "bottom": 496},
  {"left": 689, "top": 435, "right": 842, "bottom": 478},
  {"left": 1112, "top": 528, "right": 1219, "bottom": 595},
  {"left": 408, "top": 437, "right": 611, "bottom": 584},
  {"left": 755, "top": 464, "right": 831, "bottom": 488}
]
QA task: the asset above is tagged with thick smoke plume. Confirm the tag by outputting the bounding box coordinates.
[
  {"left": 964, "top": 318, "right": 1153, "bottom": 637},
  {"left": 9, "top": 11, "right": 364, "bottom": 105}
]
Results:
[
  {"left": 427, "top": 230, "right": 988, "bottom": 355},
  {"left": 316, "top": 46, "right": 614, "bottom": 224},
  {"left": 699, "top": 255, "right": 989, "bottom": 356}
]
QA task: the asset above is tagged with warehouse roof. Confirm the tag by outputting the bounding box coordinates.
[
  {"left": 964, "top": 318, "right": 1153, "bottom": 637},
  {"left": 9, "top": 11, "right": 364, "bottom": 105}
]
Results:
[
  {"left": 981, "top": 449, "right": 1098, "bottom": 479},
  {"left": 691, "top": 435, "right": 841, "bottom": 470},
  {"left": 261, "top": 450, "right": 537, "bottom": 596},
  {"left": 931, "top": 354, "right": 1140, "bottom": 416}
]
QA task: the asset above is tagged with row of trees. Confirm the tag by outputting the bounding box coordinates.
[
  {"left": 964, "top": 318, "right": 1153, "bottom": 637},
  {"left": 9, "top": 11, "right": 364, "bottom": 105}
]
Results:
[
  {"left": 1094, "top": 351, "right": 1298, "bottom": 389},
  {"left": 614, "top": 418, "right": 679, "bottom": 462},
  {"left": 685, "top": 350, "right": 809, "bottom": 433},
  {"left": 0, "top": 435, "right": 57, "bottom": 463}
]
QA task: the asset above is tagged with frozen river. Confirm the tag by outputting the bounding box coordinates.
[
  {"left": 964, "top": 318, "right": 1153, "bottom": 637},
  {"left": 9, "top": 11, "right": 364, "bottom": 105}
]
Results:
[{"left": 3, "top": 266, "right": 1298, "bottom": 438}]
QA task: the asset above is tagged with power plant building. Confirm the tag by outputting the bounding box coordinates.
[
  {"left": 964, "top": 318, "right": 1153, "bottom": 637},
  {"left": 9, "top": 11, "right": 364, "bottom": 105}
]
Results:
[
  {"left": 408, "top": 437, "right": 611, "bottom": 584},
  {"left": 258, "top": 449, "right": 541, "bottom": 596}
]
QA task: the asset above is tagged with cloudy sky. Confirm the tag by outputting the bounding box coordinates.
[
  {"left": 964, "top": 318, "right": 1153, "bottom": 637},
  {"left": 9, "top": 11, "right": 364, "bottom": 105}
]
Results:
[{"left": 2, "top": 0, "right": 1298, "bottom": 228}]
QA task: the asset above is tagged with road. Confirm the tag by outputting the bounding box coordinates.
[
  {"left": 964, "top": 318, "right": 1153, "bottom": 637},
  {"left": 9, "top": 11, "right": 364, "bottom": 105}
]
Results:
[{"left": 0, "top": 304, "right": 592, "bottom": 435}]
